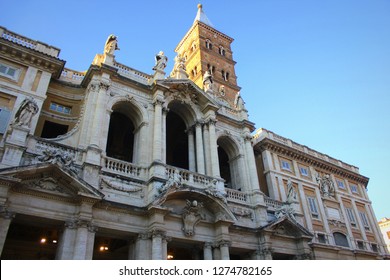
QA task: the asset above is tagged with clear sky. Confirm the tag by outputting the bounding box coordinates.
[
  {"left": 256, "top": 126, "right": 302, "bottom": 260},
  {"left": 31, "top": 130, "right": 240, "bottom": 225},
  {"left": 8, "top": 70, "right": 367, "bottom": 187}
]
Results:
[{"left": 1, "top": 0, "right": 389, "bottom": 220}]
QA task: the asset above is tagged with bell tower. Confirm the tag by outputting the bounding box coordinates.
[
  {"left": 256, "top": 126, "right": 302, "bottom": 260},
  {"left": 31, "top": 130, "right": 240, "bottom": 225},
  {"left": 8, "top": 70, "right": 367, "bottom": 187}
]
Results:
[{"left": 174, "top": 4, "right": 241, "bottom": 105}]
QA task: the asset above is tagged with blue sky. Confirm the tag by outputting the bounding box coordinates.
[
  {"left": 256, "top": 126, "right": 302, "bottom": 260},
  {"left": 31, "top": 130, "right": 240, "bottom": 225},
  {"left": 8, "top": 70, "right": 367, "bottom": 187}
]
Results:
[{"left": 1, "top": 0, "right": 389, "bottom": 220}]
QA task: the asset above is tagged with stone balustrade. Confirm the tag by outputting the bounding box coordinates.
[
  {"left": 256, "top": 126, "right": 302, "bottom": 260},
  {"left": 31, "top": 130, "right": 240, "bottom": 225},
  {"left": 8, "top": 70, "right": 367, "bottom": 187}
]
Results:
[
  {"left": 113, "top": 61, "right": 150, "bottom": 85},
  {"left": 226, "top": 188, "right": 248, "bottom": 202},
  {"left": 264, "top": 196, "right": 283, "bottom": 209},
  {"left": 60, "top": 68, "right": 85, "bottom": 84},
  {"left": 103, "top": 156, "right": 147, "bottom": 180},
  {"left": 0, "top": 26, "right": 60, "bottom": 57}
]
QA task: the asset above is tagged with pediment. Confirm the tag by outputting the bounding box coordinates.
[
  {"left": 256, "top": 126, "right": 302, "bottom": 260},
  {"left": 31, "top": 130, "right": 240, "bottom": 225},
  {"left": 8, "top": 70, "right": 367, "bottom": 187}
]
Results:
[
  {"left": 157, "top": 79, "right": 220, "bottom": 112},
  {"left": 0, "top": 163, "right": 104, "bottom": 201},
  {"left": 261, "top": 216, "right": 313, "bottom": 238}
]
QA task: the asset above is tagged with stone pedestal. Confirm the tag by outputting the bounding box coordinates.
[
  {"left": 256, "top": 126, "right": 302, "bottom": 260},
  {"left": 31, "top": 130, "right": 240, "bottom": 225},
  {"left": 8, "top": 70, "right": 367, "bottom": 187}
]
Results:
[{"left": 0, "top": 125, "right": 30, "bottom": 168}]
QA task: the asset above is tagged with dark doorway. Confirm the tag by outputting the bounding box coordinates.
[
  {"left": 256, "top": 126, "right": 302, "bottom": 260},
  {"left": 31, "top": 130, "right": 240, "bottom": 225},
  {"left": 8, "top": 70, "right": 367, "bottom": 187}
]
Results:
[
  {"left": 218, "top": 146, "right": 231, "bottom": 188},
  {"left": 1, "top": 217, "right": 60, "bottom": 260},
  {"left": 166, "top": 111, "right": 188, "bottom": 169},
  {"left": 93, "top": 235, "right": 130, "bottom": 260},
  {"left": 106, "top": 112, "right": 135, "bottom": 162},
  {"left": 41, "top": 120, "right": 68, "bottom": 139}
]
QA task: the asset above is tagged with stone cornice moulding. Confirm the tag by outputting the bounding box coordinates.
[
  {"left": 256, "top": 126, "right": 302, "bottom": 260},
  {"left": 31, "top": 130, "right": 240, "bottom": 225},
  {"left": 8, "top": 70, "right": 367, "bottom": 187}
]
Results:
[{"left": 255, "top": 138, "right": 369, "bottom": 186}]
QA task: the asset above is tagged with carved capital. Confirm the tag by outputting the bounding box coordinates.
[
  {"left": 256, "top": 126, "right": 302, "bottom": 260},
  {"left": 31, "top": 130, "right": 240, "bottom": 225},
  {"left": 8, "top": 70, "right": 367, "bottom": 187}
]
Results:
[{"left": 0, "top": 206, "right": 15, "bottom": 219}]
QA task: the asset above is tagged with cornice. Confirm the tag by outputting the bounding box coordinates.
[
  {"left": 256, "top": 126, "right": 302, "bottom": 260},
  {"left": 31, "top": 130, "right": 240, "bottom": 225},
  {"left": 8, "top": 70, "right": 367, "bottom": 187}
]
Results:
[
  {"left": 0, "top": 37, "right": 65, "bottom": 78},
  {"left": 255, "top": 138, "right": 369, "bottom": 186}
]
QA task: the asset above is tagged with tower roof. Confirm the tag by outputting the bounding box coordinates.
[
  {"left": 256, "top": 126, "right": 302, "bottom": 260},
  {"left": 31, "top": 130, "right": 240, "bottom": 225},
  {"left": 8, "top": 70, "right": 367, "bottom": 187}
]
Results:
[{"left": 193, "top": 4, "right": 214, "bottom": 27}]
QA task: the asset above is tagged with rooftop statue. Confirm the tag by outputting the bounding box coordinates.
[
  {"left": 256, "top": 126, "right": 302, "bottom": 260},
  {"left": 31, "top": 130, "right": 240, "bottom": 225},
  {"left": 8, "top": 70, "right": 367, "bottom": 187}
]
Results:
[
  {"left": 153, "top": 51, "right": 168, "bottom": 71},
  {"left": 104, "top": 34, "right": 120, "bottom": 56}
]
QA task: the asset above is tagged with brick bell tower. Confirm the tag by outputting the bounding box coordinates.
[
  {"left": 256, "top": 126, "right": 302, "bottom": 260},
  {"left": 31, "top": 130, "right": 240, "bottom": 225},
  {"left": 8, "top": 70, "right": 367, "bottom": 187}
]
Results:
[{"left": 174, "top": 4, "right": 241, "bottom": 105}]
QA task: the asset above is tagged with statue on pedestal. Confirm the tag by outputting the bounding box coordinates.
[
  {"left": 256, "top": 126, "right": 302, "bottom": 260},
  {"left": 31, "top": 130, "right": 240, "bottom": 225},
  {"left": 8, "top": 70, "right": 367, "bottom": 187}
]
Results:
[
  {"left": 153, "top": 51, "right": 168, "bottom": 71},
  {"left": 104, "top": 35, "right": 119, "bottom": 56},
  {"left": 13, "top": 97, "right": 39, "bottom": 128}
]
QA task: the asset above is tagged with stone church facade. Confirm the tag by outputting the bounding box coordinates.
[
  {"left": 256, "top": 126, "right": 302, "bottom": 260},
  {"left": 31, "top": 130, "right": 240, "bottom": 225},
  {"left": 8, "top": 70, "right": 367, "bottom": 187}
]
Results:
[{"left": 0, "top": 5, "right": 387, "bottom": 260}]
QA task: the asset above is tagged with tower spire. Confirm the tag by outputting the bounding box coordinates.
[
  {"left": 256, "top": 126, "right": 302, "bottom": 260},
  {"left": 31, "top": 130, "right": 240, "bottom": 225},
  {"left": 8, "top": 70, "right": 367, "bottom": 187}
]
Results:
[{"left": 193, "top": 4, "right": 214, "bottom": 27}]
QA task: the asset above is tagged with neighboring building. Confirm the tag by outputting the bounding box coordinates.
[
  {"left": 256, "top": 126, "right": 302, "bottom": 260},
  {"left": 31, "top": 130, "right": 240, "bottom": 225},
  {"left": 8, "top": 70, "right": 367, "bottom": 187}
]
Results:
[
  {"left": 378, "top": 218, "right": 390, "bottom": 254},
  {"left": 0, "top": 5, "right": 387, "bottom": 260}
]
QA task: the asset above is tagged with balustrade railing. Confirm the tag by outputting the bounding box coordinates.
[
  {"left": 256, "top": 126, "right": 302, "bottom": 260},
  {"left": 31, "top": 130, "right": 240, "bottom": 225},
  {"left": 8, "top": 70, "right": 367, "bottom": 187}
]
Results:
[
  {"left": 1, "top": 26, "right": 60, "bottom": 57},
  {"left": 113, "top": 61, "right": 150, "bottom": 85},
  {"left": 226, "top": 188, "right": 248, "bottom": 202},
  {"left": 103, "top": 157, "right": 147, "bottom": 180}
]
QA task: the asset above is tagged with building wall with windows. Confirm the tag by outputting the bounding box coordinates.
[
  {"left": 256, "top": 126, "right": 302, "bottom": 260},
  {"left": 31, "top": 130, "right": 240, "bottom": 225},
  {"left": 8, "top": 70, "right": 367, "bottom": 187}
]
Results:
[
  {"left": 378, "top": 218, "right": 390, "bottom": 254},
  {"left": 0, "top": 5, "right": 387, "bottom": 260}
]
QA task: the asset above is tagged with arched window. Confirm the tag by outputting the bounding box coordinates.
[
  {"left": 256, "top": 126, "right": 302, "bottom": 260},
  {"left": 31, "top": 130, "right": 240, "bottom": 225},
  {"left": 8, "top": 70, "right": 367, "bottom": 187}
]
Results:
[
  {"left": 166, "top": 111, "right": 188, "bottom": 170},
  {"left": 207, "top": 64, "right": 215, "bottom": 75},
  {"left": 219, "top": 46, "right": 226, "bottom": 56},
  {"left": 217, "top": 136, "right": 242, "bottom": 190},
  {"left": 333, "top": 232, "right": 349, "bottom": 247},
  {"left": 191, "top": 41, "right": 197, "bottom": 52},
  {"left": 205, "top": 39, "right": 213, "bottom": 50},
  {"left": 221, "top": 70, "right": 229, "bottom": 81},
  {"left": 106, "top": 112, "right": 135, "bottom": 162}
]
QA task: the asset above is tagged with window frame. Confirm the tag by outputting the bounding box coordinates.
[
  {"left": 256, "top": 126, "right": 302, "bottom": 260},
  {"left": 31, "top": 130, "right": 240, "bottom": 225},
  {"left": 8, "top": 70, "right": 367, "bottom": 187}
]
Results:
[
  {"left": 345, "top": 207, "right": 357, "bottom": 227},
  {"left": 49, "top": 102, "right": 72, "bottom": 115},
  {"left": 0, "top": 63, "right": 21, "bottom": 81},
  {"left": 307, "top": 196, "right": 319, "bottom": 219}
]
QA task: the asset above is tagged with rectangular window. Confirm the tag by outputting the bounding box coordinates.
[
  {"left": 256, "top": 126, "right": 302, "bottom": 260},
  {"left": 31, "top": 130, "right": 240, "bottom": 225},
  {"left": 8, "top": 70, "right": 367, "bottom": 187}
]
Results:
[
  {"left": 359, "top": 211, "right": 370, "bottom": 230},
  {"left": 350, "top": 184, "right": 359, "bottom": 194},
  {"left": 0, "top": 63, "right": 20, "bottom": 80},
  {"left": 371, "top": 244, "right": 378, "bottom": 252},
  {"left": 345, "top": 207, "right": 356, "bottom": 226},
  {"left": 307, "top": 197, "right": 319, "bottom": 218},
  {"left": 281, "top": 160, "right": 291, "bottom": 171},
  {"left": 0, "top": 107, "right": 12, "bottom": 134},
  {"left": 299, "top": 166, "right": 309, "bottom": 177},
  {"left": 317, "top": 233, "right": 327, "bottom": 244},
  {"left": 357, "top": 241, "right": 365, "bottom": 250},
  {"left": 49, "top": 102, "right": 72, "bottom": 115},
  {"left": 336, "top": 180, "right": 345, "bottom": 189}
]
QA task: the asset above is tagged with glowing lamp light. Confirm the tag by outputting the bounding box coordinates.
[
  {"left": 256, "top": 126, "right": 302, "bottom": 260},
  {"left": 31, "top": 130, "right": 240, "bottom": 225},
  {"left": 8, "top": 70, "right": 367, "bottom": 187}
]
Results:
[{"left": 40, "top": 238, "right": 47, "bottom": 244}]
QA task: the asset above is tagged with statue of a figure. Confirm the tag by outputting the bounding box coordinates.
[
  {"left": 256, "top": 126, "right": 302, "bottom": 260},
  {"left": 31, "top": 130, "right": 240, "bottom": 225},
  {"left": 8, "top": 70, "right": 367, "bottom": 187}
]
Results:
[
  {"left": 159, "top": 171, "right": 182, "bottom": 193},
  {"left": 104, "top": 34, "right": 119, "bottom": 55},
  {"left": 174, "top": 54, "right": 186, "bottom": 70},
  {"left": 205, "top": 179, "right": 227, "bottom": 204},
  {"left": 316, "top": 174, "right": 335, "bottom": 197},
  {"left": 286, "top": 178, "right": 297, "bottom": 204},
  {"left": 202, "top": 70, "right": 213, "bottom": 91},
  {"left": 14, "top": 97, "right": 39, "bottom": 128},
  {"left": 153, "top": 51, "right": 168, "bottom": 71},
  {"left": 234, "top": 92, "right": 245, "bottom": 110},
  {"left": 219, "top": 85, "right": 225, "bottom": 96}
]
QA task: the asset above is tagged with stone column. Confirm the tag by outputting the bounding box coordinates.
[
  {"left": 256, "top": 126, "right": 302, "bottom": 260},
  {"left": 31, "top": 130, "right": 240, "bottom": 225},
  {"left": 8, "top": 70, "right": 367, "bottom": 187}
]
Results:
[
  {"left": 195, "top": 121, "right": 205, "bottom": 174},
  {"left": 203, "top": 242, "right": 213, "bottom": 260},
  {"left": 152, "top": 95, "right": 164, "bottom": 162},
  {"left": 261, "top": 248, "right": 273, "bottom": 260},
  {"left": 208, "top": 118, "right": 220, "bottom": 177},
  {"left": 212, "top": 246, "right": 221, "bottom": 260},
  {"left": 243, "top": 131, "right": 260, "bottom": 190},
  {"left": 55, "top": 221, "right": 77, "bottom": 260},
  {"left": 0, "top": 209, "right": 14, "bottom": 256},
  {"left": 151, "top": 230, "right": 166, "bottom": 260},
  {"left": 203, "top": 122, "right": 212, "bottom": 176},
  {"left": 90, "top": 79, "right": 110, "bottom": 148},
  {"left": 187, "top": 128, "right": 196, "bottom": 172},
  {"left": 135, "top": 232, "right": 151, "bottom": 260},
  {"left": 219, "top": 240, "right": 231, "bottom": 260},
  {"left": 72, "top": 220, "right": 96, "bottom": 260},
  {"left": 162, "top": 106, "right": 169, "bottom": 163}
]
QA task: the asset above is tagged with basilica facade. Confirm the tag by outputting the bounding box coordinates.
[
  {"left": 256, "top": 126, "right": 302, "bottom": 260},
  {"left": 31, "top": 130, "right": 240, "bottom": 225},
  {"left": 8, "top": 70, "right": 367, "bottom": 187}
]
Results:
[{"left": 0, "top": 5, "right": 387, "bottom": 260}]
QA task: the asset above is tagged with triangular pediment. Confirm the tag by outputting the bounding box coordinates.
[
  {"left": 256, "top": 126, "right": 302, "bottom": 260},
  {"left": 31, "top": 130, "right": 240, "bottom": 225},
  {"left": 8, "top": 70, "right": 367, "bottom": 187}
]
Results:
[
  {"left": 0, "top": 163, "right": 104, "bottom": 201},
  {"left": 261, "top": 216, "right": 313, "bottom": 238},
  {"left": 157, "top": 79, "right": 221, "bottom": 112}
]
